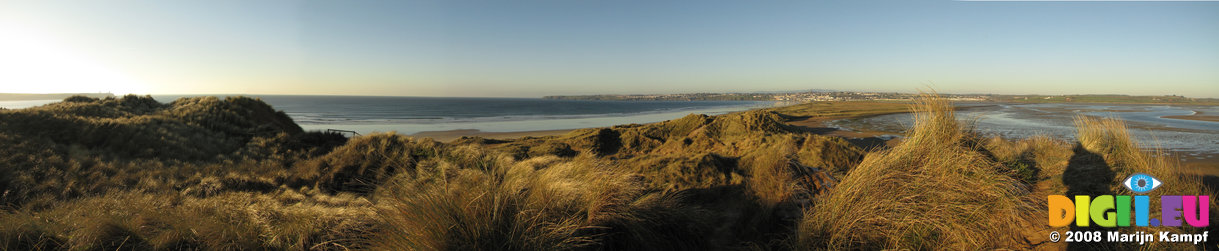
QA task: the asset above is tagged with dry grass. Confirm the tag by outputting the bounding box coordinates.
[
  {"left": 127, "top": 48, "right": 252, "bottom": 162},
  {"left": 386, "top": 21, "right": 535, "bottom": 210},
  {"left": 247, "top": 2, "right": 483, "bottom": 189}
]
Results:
[
  {"left": 446, "top": 108, "right": 857, "bottom": 249},
  {"left": 984, "top": 135, "right": 1072, "bottom": 184},
  {"left": 741, "top": 136, "right": 822, "bottom": 208},
  {"left": 373, "top": 154, "right": 710, "bottom": 250},
  {"left": 1072, "top": 115, "right": 1202, "bottom": 193},
  {"left": 7, "top": 94, "right": 1213, "bottom": 250},
  {"left": 1065, "top": 115, "right": 1216, "bottom": 250},
  {"left": 0, "top": 211, "right": 65, "bottom": 250},
  {"left": 1, "top": 190, "right": 375, "bottom": 250},
  {"left": 0, "top": 95, "right": 367, "bottom": 250},
  {"left": 798, "top": 93, "right": 1037, "bottom": 249},
  {"left": 292, "top": 132, "right": 450, "bottom": 194},
  {"left": 1071, "top": 115, "right": 1210, "bottom": 198}
]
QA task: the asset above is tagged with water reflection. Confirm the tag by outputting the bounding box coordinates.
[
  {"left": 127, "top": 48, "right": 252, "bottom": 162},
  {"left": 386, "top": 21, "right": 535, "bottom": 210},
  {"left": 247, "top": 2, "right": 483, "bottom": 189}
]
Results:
[{"left": 830, "top": 103, "right": 1219, "bottom": 158}]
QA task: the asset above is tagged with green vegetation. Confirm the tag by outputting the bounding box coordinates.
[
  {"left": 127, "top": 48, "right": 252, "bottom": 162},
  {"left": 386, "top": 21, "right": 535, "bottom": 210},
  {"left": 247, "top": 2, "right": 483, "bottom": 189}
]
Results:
[
  {"left": 1, "top": 94, "right": 1212, "bottom": 250},
  {"left": 765, "top": 101, "right": 911, "bottom": 120}
]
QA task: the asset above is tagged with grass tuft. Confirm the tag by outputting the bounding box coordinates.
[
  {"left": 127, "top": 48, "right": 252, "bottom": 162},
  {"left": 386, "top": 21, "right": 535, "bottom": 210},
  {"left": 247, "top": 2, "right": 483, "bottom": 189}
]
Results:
[
  {"left": 374, "top": 154, "right": 711, "bottom": 250},
  {"left": 1065, "top": 115, "right": 1215, "bottom": 249},
  {"left": 798, "top": 93, "right": 1036, "bottom": 249}
]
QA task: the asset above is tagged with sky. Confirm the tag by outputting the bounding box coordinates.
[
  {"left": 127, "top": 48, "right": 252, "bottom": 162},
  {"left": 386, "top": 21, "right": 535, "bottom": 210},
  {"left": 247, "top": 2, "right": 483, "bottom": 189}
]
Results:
[{"left": 0, "top": 0, "right": 1216, "bottom": 98}]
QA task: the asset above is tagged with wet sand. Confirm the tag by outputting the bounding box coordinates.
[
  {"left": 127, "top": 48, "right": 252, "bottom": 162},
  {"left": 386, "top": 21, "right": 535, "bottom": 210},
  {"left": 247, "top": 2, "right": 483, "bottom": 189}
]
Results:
[
  {"left": 786, "top": 117, "right": 894, "bottom": 138},
  {"left": 781, "top": 104, "right": 1005, "bottom": 150},
  {"left": 1181, "top": 159, "right": 1219, "bottom": 176},
  {"left": 412, "top": 103, "right": 1219, "bottom": 171},
  {"left": 1177, "top": 157, "right": 1219, "bottom": 194},
  {"left": 1163, "top": 110, "right": 1219, "bottom": 123},
  {"left": 410, "top": 128, "right": 574, "bottom": 142}
]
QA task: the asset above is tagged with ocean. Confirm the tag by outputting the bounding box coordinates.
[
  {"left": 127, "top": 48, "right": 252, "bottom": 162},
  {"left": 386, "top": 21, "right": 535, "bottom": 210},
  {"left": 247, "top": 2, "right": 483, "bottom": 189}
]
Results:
[
  {"left": 5, "top": 96, "right": 1217, "bottom": 158},
  {"left": 135, "top": 95, "right": 773, "bottom": 135},
  {"left": 0, "top": 99, "right": 63, "bottom": 109},
  {"left": 3, "top": 95, "right": 774, "bottom": 134}
]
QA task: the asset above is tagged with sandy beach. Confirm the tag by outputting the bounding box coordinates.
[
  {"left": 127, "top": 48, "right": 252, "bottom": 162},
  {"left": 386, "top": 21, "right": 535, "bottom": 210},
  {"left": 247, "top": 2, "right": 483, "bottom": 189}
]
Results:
[
  {"left": 1163, "top": 110, "right": 1219, "bottom": 123},
  {"left": 410, "top": 128, "right": 575, "bottom": 142}
]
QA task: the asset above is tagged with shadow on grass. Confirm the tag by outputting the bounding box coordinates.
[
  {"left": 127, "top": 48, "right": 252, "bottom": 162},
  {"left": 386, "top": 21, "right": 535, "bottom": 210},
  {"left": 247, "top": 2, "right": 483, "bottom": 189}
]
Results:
[
  {"left": 677, "top": 185, "right": 794, "bottom": 250},
  {"left": 1196, "top": 175, "right": 1219, "bottom": 194},
  {"left": 786, "top": 123, "right": 892, "bottom": 152},
  {"left": 843, "top": 137, "right": 889, "bottom": 152},
  {"left": 785, "top": 124, "right": 839, "bottom": 135},
  {"left": 1061, "top": 144, "right": 1117, "bottom": 250}
]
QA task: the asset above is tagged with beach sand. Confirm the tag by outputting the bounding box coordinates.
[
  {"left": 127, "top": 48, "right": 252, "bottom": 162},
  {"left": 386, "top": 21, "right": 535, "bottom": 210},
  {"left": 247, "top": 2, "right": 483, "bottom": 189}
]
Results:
[
  {"left": 1162, "top": 110, "right": 1219, "bottom": 123},
  {"left": 410, "top": 128, "right": 575, "bottom": 142}
]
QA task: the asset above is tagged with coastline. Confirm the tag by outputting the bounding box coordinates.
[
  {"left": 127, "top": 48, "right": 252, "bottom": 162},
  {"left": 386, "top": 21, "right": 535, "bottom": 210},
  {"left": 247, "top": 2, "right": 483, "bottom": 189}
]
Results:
[
  {"left": 410, "top": 128, "right": 575, "bottom": 142},
  {"left": 6, "top": 95, "right": 1217, "bottom": 250},
  {"left": 406, "top": 102, "right": 1219, "bottom": 171},
  {"left": 1162, "top": 110, "right": 1219, "bottom": 123},
  {"left": 297, "top": 100, "right": 774, "bottom": 136},
  {"left": 407, "top": 101, "right": 917, "bottom": 143}
]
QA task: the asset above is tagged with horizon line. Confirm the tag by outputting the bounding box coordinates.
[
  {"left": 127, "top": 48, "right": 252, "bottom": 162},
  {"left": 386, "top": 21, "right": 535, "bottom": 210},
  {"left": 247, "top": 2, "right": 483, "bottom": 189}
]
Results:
[{"left": 4, "top": 91, "right": 1212, "bottom": 100}]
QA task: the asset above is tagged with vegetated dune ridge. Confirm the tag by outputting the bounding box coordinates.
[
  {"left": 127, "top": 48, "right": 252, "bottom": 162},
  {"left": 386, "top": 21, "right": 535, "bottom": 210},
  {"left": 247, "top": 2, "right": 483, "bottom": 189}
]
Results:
[{"left": 0, "top": 94, "right": 1213, "bottom": 250}]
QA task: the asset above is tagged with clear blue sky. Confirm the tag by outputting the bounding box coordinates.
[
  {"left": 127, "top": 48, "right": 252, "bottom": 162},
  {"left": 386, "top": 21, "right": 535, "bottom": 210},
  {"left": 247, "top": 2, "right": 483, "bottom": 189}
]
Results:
[{"left": 1, "top": 0, "right": 1216, "bottom": 97}]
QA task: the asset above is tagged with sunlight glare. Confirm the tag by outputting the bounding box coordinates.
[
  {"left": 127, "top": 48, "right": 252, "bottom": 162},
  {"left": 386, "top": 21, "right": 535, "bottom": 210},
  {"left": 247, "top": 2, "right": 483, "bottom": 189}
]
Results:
[{"left": 0, "top": 23, "right": 148, "bottom": 95}]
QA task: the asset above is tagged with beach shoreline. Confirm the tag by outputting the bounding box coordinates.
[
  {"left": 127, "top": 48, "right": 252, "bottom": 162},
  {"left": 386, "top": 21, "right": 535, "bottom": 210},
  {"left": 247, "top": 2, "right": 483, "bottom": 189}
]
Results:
[
  {"left": 1162, "top": 110, "right": 1219, "bottom": 123},
  {"left": 405, "top": 103, "right": 1219, "bottom": 172},
  {"left": 410, "top": 128, "right": 576, "bottom": 141}
]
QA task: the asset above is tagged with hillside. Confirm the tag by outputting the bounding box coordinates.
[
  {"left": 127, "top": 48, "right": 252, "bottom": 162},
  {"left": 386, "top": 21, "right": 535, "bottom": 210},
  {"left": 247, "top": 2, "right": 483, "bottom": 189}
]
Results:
[
  {"left": 1, "top": 94, "right": 1214, "bottom": 250},
  {"left": 0, "top": 93, "right": 115, "bottom": 101}
]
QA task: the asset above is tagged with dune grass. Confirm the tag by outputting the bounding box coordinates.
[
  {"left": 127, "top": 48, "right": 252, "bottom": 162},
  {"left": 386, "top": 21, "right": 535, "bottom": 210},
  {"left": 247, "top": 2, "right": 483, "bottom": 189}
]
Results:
[
  {"left": 3, "top": 94, "right": 1215, "bottom": 250},
  {"left": 796, "top": 95, "right": 1214, "bottom": 250},
  {"left": 797, "top": 94, "right": 1037, "bottom": 249},
  {"left": 983, "top": 135, "right": 1071, "bottom": 185},
  {"left": 0, "top": 190, "right": 376, "bottom": 250},
  {"left": 1061, "top": 115, "right": 1216, "bottom": 250},
  {"left": 373, "top": 153, "right": 712, "bottom": 250},
  {"left": 1072, "top": 115, "right": 1198, "bottom": 190}
]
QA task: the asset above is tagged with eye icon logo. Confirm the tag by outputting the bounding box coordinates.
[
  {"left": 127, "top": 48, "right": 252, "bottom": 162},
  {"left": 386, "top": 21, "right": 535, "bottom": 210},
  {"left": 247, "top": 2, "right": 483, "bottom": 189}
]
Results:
[{"left": 1123, "top": 173, "right": 1161, "bottom": 194}]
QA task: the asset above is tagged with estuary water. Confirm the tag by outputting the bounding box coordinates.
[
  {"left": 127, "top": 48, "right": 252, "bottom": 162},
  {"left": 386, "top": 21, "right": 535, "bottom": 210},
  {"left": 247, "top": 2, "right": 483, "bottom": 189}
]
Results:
[{"left": 829, "top": 103, "right": 1219, "bottom": 159}]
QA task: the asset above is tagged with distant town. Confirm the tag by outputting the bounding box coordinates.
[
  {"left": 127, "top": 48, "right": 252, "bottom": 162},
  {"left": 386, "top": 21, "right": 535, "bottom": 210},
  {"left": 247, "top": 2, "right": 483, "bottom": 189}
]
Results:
[
  {"left": 544, "top": 91, "right": 1218, "bottom": 105},
  {"left": 0, "top": 91, "right": 1213, "bottom": 105}
]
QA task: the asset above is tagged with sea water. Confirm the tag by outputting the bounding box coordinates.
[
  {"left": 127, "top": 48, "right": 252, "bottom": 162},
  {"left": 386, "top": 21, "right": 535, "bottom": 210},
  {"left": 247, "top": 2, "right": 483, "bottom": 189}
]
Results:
[{"left": 152, "top": 95, "right": 776, "bottom": 135}]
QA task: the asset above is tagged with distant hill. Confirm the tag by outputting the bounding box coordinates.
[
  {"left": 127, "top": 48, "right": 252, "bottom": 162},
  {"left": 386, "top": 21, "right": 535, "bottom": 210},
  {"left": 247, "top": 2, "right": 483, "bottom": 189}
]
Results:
[
  {"left": 0, "top": 93, "right": 115, "bottom": 101},
  {"left": 544, "top": 93, "right": 775, "bottom": 101},
  {"left": 989, "top": 94, "right": 1219, "bottom": 105},
  {"left": 546, "top": 91, "right": 1219, "bottom": 105}
]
